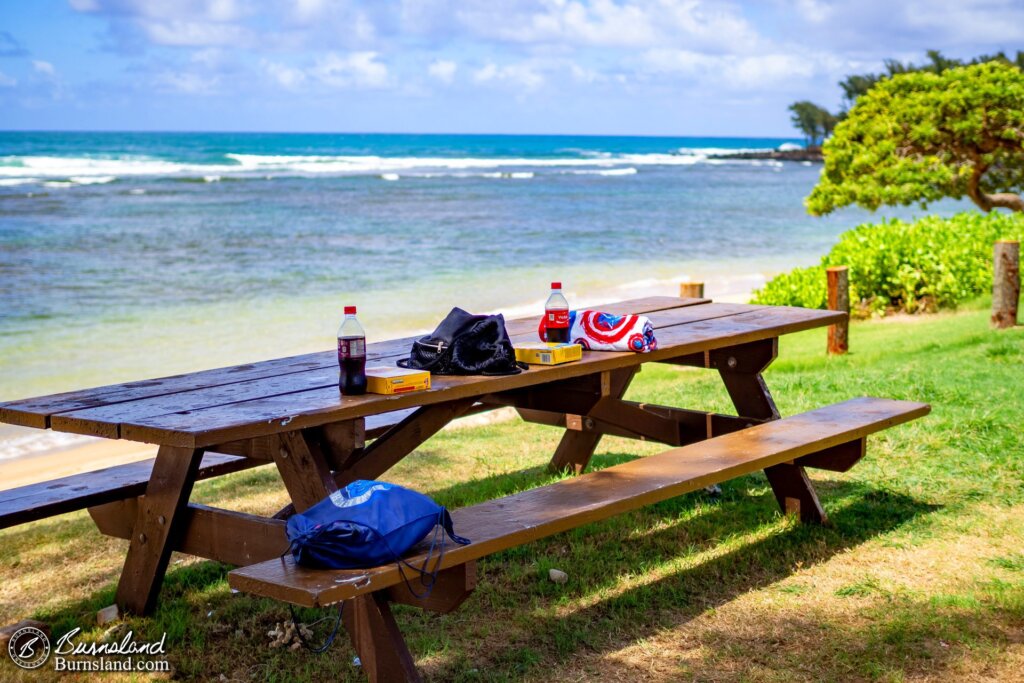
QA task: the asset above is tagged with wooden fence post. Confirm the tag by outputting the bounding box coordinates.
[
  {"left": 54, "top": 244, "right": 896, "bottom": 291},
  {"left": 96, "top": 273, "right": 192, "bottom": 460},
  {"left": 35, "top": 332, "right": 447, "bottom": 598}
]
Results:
[
  {"left": 679, "top": 282, "right": 704, "bottom": 299},
  {"left": 826, "top": 266, "right": 849, "bottom": 355},
  {"left": 992, "top": 240, "right": 1020, "bottom": 329}
]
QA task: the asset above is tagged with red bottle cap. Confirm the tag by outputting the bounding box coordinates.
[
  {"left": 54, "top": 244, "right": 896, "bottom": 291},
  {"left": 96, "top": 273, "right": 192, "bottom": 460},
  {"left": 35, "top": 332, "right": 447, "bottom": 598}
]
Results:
[
  {"left": 551, "top": 281, "right": 561, "bottom": 289},
  {"left": 344, "top": 305, "right": 357, "bottom": 315}
]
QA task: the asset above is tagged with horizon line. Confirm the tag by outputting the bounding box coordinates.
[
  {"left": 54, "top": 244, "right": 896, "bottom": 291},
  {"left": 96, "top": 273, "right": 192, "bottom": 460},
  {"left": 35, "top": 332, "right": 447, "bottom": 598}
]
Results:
[{"left": 0, "top": 128, "right": 803, "bottom": 140}]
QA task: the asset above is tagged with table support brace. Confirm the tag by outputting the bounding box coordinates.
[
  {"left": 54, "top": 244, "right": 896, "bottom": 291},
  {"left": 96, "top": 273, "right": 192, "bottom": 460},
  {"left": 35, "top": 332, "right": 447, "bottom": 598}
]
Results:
[
  {"left": 115, "top": 446, "right": 204, "bottom": 616},
  {"left": 715, "top": 338, "right": 828, "bottom": 525}
]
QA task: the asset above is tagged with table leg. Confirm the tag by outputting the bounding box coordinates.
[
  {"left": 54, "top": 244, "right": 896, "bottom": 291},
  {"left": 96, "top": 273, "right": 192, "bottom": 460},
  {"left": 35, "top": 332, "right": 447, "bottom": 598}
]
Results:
[
  {"left": 548, "top": 367, "right": 638, "bottom": 474},
  {"left": 716, "top": 340, "right": 828, "bottom": 525},
  {"left": 272, "top": 430, "right": 338, "bottom": 513},
  {"left": 343, "top": 592, "right": 422, "bottom": 682},
  {"left": 272, "top": 426, "right": 423, "bottom": 676},
  {"left": 115, "top": 446, "right": 204, "bottom": 616}
]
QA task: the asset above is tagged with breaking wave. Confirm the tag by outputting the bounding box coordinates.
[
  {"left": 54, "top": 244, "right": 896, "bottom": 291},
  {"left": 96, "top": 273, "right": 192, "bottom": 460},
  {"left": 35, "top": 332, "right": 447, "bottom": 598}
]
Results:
[{"left": 0, "top": 146, "right": 778, "bottom": 186}]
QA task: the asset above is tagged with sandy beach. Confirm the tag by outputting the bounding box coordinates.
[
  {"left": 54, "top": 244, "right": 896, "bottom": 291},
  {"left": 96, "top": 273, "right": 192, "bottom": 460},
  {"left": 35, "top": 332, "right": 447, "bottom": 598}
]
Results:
[{"left": 0, "top": 438, "right": 156, "bottom": 491}]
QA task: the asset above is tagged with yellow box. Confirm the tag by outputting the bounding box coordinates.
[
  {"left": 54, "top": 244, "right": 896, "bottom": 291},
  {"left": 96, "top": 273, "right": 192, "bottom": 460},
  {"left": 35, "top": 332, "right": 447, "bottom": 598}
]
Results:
[
  {"left": 366, "top": 366, "right": 431, "bottom": 395},
  {"left": 514, "top": 342, "right": 583, "bottom": 366}
]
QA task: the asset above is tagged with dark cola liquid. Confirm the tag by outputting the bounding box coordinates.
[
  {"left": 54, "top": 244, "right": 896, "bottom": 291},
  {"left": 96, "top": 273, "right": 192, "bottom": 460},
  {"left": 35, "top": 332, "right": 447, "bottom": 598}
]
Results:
[
  {"left": 545, "top": 307, "right": 571, "bottom": 343},
  {"left": 546, "top": 325, "right": 570, "bottom": 343},
  {"left": 338, "top": 336, "right": 367, "bottom": 395}
]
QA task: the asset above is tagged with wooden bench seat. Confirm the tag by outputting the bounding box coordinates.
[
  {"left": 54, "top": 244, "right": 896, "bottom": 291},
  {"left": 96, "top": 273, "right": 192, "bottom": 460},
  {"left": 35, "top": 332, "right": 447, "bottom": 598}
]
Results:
[
  {"left": 0, "top": 409, "right": 422, "bottom": 530},
  {"left": 227, "top": 397, "right": 928, "bottom": 681},
  {"left": 229, "top": 397, "right": 929, "bottom": 609}
]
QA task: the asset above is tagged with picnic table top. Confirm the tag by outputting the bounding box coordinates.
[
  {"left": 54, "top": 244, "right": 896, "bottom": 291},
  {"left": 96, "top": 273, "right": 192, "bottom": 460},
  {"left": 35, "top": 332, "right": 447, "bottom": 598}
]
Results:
[{"left": 0, "top": 297, "right": 844, "bottom": 450}]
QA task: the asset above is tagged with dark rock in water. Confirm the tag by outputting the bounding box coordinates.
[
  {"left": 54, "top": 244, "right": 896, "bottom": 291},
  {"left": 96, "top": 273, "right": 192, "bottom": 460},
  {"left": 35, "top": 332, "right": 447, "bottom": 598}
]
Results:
[{"left": 711, "top": 147, "right": 824, "bottom": 163}]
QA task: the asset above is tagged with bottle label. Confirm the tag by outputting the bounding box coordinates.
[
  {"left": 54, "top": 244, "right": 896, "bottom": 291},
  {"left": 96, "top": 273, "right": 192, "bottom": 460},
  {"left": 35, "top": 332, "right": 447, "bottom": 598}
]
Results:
[
  {"left": 338, "top": 338, "right": 366, "bottom": 361},
  {"left": 546, "top": 309, "right": 570, "bottom": 328}
]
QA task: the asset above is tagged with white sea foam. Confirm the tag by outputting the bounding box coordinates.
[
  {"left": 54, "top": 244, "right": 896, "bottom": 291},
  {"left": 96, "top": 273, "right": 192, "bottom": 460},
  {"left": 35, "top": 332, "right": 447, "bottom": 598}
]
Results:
[
  {"left": 569, "top": 167, "right": 638, "bottom": 176},
  {"left": 203, "top": 175, "right": 221, "bottom": 183},
  {"left": 0, "top": 430, "right": 97, "bottom": 461},
  {"left": 380, "top": 173, "right": 400, "bottom": 181},
  {"left": 0, "top": 147, "right": 785, "bottom": 185},
  {"left": 69, "top": 175, "right": 116, "bottom": 185}
]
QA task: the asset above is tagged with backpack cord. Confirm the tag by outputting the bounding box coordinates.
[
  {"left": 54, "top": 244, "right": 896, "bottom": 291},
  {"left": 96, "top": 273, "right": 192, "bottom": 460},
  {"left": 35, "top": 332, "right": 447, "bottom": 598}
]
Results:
[{"left": 277, "top": 538, "right": 347, "bottom": 653}]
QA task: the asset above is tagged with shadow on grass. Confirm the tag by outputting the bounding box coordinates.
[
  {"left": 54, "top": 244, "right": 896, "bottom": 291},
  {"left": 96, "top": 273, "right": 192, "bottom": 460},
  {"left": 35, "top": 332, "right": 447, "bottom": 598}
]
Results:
[
  {"left": 415, "top": 463, "right": 941, "bottom": 680},
  {"left": 28, "top": 452, "right": 940, "bottom": 682}
]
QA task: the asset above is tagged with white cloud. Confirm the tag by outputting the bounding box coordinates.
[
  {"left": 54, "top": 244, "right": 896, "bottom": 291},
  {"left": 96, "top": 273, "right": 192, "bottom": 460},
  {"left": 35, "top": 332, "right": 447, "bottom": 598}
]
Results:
[
  {"left": 32, "top": 61, "right": 56, "bottom": 76},
  {"left": 71, "top": 0, "right": 244, "bottom": 22},
  {"left": 641, "top": 49, "right": 818, "bottom": 90},
  {"left": 452, "top": 0, "right": 763, "bottom": 52},
  {"left": 0, "top": 70, "right": 16, "bottom": 87},
  {"left": 263, "top": 60, "right": 307, "bottom": 90},
  {"left": 312, "top": 51, "right": 388, "bottom": 88},
  {"left": 137, "top": 19, "right": 252, "bottom": 47},
  {"left": 473, "top": 61, "right": 544, "bottom": 90},
  {"left": 794, "top": 0, "right": 833, "bottom": 23},
  {"left": 153, "top": 71, "right": 221, "bottom": 94},
  {"left": 428, "top": 59, "right": 457, "bottom": 84}
]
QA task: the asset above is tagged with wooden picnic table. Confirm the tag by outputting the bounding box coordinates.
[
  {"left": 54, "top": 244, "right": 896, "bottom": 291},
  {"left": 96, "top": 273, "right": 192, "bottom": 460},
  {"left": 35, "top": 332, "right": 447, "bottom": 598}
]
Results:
[{"left": 0, "top": 296, "right": 929, "bottom": 678}]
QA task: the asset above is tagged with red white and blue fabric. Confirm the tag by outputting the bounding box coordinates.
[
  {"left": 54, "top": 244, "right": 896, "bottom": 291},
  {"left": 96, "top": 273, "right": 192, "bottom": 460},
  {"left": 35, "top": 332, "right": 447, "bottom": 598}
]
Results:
[{"left": 538, "top": 310, "right": 658, "bottom": 353}]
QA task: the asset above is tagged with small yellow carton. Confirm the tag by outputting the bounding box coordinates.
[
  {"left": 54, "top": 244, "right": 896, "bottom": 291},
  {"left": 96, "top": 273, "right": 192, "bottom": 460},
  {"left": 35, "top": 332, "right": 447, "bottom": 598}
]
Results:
[
  {"left": 366, "top": 366, "right": 431, "bottom": 395},
  {"left": 514, "top": 342, "right": 583, "bottom": 366}
]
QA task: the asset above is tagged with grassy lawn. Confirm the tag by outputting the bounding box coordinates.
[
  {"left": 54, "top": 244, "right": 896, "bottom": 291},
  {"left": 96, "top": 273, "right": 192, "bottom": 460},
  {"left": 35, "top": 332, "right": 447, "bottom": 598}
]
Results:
[{"left": 1, "top": 300, "right": 1022, "bottom": 681}]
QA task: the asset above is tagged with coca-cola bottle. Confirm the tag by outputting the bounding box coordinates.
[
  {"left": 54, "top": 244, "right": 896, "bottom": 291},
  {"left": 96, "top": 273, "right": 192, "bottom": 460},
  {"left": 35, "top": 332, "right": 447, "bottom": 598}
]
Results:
[
  {"left": 337, "top": 305, "right": 367, "bottom": 395},
  {"left": 544, "top": 282, "right": 570, "bottom": 343}
]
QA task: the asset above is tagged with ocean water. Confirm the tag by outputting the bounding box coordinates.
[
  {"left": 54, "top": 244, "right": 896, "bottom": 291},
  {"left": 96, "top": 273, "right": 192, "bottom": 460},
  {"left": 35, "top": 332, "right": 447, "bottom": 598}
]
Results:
[{"left": 0, "top": 132, "right": 968, "bottom": 458}]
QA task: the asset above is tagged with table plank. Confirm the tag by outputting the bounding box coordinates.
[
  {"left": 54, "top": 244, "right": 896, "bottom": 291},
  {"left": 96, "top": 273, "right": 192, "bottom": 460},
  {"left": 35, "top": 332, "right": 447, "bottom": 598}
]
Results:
[
  {"left": 49, "top": 301, "right": 758, "bottom": 440},
  {"left": 119, "top": 306, "right": 844, "bottom": 448},
  {"left": 1, "top": 296, "right": 701, "bottom": 430}
]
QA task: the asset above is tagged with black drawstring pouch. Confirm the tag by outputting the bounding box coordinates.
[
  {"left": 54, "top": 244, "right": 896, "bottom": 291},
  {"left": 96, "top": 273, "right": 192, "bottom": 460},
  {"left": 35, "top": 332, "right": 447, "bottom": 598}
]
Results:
[{"left": 398, "top": 307, "right": 527, "bottom": 376}]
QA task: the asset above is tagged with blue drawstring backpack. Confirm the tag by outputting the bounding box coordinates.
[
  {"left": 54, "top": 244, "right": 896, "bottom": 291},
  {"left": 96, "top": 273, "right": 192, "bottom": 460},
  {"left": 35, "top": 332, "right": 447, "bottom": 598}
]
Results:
[
  {"left": 286, "top": 480, "right": 470, "bottom": 571},
  {"left": 283, "top": 480, "right": 472, "bottom": 653}
]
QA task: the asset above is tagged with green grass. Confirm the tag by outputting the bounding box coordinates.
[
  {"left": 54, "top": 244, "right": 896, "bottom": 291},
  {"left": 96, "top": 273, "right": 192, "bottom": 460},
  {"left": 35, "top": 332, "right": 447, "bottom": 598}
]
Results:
[{"left": 1, "top": 298, "right": 1022, "bottom": 681}]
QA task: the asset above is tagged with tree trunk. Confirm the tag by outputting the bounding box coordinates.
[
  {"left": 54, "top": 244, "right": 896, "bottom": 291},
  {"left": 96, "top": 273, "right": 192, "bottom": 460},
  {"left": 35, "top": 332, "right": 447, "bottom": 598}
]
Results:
[{"left": 966, "top": 167, "right": 1024, "bottom": 213}]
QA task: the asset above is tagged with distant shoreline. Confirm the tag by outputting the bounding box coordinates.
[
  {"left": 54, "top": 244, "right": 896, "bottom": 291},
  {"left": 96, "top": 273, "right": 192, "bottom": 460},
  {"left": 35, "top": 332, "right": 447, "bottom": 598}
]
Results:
[{"left": 711, "top": 147, "right": 824, "bottom": 162}]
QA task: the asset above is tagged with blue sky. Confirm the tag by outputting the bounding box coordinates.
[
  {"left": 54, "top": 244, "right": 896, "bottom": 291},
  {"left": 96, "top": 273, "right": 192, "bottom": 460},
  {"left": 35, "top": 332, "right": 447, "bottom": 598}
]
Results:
[{"left": 1, "top": 0, "right": 1022, "bottom": 136}]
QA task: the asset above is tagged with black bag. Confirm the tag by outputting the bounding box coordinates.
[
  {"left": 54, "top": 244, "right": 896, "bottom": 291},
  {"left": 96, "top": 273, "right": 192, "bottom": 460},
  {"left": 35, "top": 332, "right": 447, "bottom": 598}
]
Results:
[{"left": 398, "top": 307, "right": 526, "bottom": 375}]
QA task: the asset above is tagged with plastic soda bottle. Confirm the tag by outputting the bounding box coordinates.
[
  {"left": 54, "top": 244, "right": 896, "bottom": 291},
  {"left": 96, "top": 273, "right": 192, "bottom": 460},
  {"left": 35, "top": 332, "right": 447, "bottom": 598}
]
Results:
[
  {"left": 544, "top": 282, "right": 570, "bottom": 343},
  {"left": 337, "top": 305, "right": 367, "bottom": 395}
]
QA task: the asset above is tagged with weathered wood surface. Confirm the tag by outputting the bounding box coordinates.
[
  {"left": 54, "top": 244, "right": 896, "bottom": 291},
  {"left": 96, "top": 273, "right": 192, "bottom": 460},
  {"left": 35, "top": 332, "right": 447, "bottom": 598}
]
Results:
[
  {"left": 343, "top": 592, "right": 421, "bottom": 682},
  {"left": 0, "top": 296, "right": 699, "bottom": 429},
  {"left": 992, "top": 240, "right": 1020, "bottom": 329},
  {"left": 46, "top": 299, "right": 733, "bottom": 440},
  {"left": 0, "top": 300, "right": 845, "bottom": 450},
  {"left": 90, "top": 500, "right": 289, "bottom": 567},
  {"left": 548, "top": 367, "right": 637, "bottom": 473},
  {"left": 115, "top": 446, "right": 204, "bottom": 615},
  {"left": 0, "top": 408, "right": 417, "bottom": 530},
  {"left": 228, "top": 397, "right": 930, "bottom": 607},
  {"left": 827, "top": 266, "right": 850, "bottom": 354},
  {"left": 679, "top": 282, "right": 704, "bottom": 299},
  {"left": 272, "top": 431, "right": 338, "bottom": 513},
  {"left": 116, "top": 306, "right": 842, "bottom": 449},
  {"left": 0, "top": 451, "right": 259, "bottom": 530}
]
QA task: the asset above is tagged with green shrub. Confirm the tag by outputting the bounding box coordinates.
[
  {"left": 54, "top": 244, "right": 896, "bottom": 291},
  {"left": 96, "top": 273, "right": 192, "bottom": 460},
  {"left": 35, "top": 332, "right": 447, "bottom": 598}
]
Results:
[{"left": 752, "top": 212, "right": 1024, "bottom": 315}]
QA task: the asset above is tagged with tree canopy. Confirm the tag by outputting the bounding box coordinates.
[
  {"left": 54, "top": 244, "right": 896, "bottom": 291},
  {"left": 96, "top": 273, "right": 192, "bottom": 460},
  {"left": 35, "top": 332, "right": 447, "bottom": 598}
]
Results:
[
  {"left": 787, "top": 101, "right": 836, "bottom": 147},
  {"left": 838, "top": 49, "right": 1024, "bottom": 111},
  {"left": 806, "top": 61, "right": 1024, "bottom": 215}
]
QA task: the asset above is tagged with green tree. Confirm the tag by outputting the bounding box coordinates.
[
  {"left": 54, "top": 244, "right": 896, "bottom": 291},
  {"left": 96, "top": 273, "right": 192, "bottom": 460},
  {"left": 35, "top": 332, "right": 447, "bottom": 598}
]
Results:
[
  {"left": 807, "top": 61, "right": 1024, "bottom": 215},
  {"left": 838, "top": 49, "right": 1024, "bottom": 110},
  {"left": 788, "top": 100, "right": 837, "bottom": 146}
]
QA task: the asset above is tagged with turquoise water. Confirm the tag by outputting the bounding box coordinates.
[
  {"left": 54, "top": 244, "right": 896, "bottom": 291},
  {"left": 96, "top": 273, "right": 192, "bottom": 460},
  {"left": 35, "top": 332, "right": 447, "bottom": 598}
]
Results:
[{"left": 0, "top": 132, "right": 968, "bottom": 456}]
